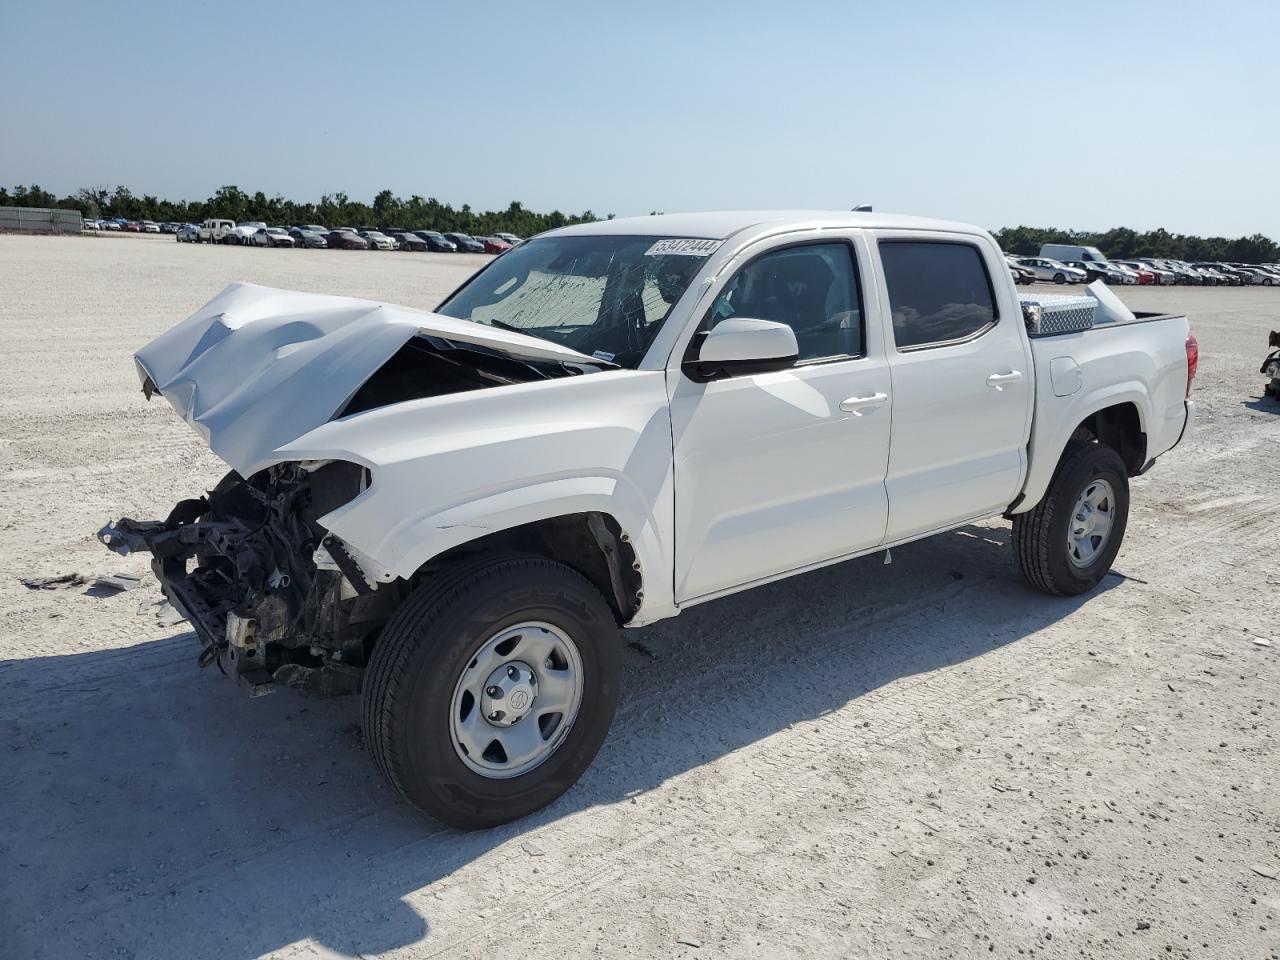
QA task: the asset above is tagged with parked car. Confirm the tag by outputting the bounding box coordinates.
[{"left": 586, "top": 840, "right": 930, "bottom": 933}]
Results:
[
  {"left": 1239, "top": 266, "right": 1280, "bottom": 286},
  {"left": 289, "top": 227, "right": 328, "bottom": 248},
  {"left": 443, "top": 232, "right": 486, "bottom": 253},
  {"left": 159, "top": 222, "right": 179, "bottom": 234},
  {"left": 359, "top": 230, "right": 397, "bottom": 251},
  {"left": 298, "top": 224, "right": 328, "bottom": 235},
  {"left": 224, "top": 221, "right": 268, "bottom": 245},
  {"left": 102, "top": 210, "right": 1197, "bottom": 829},
  {"left": 396, "top": 233, "right": 431, "bottom": 252},
  {"left": 1139, "top": 259, "right": 1199, "bottom": 285},
  {"left": 124, "top": 221, "right": 142, "bottom": 232},
  {"left": 141, "top": 221, "right": 161, "bottom": 233},
  {"left": 1190, "top": 264, "right": 1237, "bottom": 285},
  {"left": 176, "top": 224, "right": 201, "bottom": 243},
  {"left": 413, "top": 230, "right": 458, "bottom": 252},
  {"left": 1122, "top": 260, "right": 1173, "bottom": 285},
  {"left": 325, "top": 230, "right": 369, "bottom": 250},
  {"left": 1004, "top": 256, "right": 1035, "bottom": 285},
  {"left": 478, "top": 236, "right": 513, "bottom": 254},
  {"left": 1112, "top": 261, "right": 1157, "bottom": 285},
  {"left": 494, "top": 232, "right": 522, "bottom": 246},
  {"left": 252, "top": 227, "right": 296, "bottom": 248},
  {"left": 101, "top": 219, "right": 123, "bottom": 231},
  {"left": 82, "top": 218, "right": 100, "bottom": 230},
  {"left": 195, "top": 219, "right": 233, "bottom": 243},
  {"left": 1208, "top": 263, "right": 1255, "bottom": 284},
  {"left": 1104, "top": 262, "right": 1141, "bottom": 285},
  {"left": 1015, "top": 257, "right": 1087, "bottom": 284},
  {"left": 1065, "top": 260, "right": 1128, "bottom": 284}
]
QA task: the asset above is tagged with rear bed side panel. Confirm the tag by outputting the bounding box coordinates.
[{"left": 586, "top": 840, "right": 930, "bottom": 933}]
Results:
[{"left": 1014, "top": 315, "right": 1191, "bottom": 514}]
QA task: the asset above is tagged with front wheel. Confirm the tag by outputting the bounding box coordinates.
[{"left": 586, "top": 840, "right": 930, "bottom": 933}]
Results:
[
  {"left": 1012, "top": 441, "right": 1129, "bottom": 596},
  {"left": 1053, "top": 272, "right": 1065, "bottom": 284},
  {"left": 363, "top": 556, "right": 622, "bottom": 829}
]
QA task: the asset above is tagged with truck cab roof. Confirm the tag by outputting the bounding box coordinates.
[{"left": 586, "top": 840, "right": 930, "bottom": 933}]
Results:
[{"left": 549, "top": 210, "right": 986, "bottom": 241}]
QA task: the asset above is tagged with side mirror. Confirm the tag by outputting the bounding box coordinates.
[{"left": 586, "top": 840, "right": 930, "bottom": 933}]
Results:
[{"left": 684, "top": 318, "right": 799, "bottom": 382}]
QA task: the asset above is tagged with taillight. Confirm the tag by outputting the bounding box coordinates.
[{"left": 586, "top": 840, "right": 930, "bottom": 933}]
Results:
[{"left": 1185, "top": 333, "right": 1199, "bottom": 398}]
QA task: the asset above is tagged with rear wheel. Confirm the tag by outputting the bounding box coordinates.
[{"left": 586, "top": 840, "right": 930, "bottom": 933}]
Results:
[
  {"left": 363, "top": 556, "right": 622, "bottom": 829},
  {"left": 1013, "top": 441, "right": 1129, "bottom": 596}
]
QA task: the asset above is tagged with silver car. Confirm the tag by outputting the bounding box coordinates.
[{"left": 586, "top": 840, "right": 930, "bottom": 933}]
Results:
[
  {"left": 358, "top": 230, "right": 397, "bottom": 251},
  {"left": 1015, "top": 257, "right": 1088, "bottom": 284}
]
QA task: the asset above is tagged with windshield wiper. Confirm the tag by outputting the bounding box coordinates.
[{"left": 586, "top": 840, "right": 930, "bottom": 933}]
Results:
[{"left": 482, "top": 317, "right": 621, "bottom": 369}]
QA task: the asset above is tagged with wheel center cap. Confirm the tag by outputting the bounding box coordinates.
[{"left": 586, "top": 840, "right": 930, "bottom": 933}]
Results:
[{"left": 480, "top": 660, "right": 537, "bottom": 728}]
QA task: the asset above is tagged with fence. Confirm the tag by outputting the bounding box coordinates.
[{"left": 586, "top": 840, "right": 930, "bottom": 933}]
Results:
[{"left": 0, "top": 206, "right": 84, "bottom": 234}]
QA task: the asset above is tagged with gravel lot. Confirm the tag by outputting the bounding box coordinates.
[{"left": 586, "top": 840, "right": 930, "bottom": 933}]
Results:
[{"left": 2, "top": 233, "right": 1279, "bottom": 960}]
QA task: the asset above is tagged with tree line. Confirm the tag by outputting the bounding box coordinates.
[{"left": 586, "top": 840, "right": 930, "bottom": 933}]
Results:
[
  {"left": 0, "top": 184, "right": 606, "bottom": 237},
  {"left": 993, "top": 224, "right": 1279, "bottom": 265},
  {"left": 2, "top": 183, "right": 1277, "bottom": 262}
]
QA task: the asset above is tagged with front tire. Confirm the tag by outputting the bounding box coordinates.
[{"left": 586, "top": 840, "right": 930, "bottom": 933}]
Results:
[
  {"left": 1012, "top": 441, "right": 1129, "bottom": 596},
  {"left": 363, "top": 555, "right": 622, "bottom": 829},
  {"left": 1053, "top": 272, "right": 1066, "bottom": 284}
]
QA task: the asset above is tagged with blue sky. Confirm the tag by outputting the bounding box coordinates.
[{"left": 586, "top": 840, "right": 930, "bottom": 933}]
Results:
[{"left": 3, "top": 0, "right": 1277, "bottom": 236}]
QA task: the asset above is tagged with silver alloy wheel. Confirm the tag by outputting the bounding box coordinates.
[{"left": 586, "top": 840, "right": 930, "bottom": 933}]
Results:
[
  {"left": 448, "top": 621, "right": 584, "bottom": 779},
  {"left": 1067, "top": 477, "right": 1115, "bottom": 568}
]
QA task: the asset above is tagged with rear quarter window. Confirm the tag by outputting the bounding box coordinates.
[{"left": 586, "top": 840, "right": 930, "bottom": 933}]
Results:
[{"left": 879, "top": 241, "right": 997, "bottom": 350}]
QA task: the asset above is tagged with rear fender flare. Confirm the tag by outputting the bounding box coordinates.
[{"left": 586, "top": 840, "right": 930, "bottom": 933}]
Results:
[{"left": 1014, "top": 384, "right": 1150, "bottom": 514}]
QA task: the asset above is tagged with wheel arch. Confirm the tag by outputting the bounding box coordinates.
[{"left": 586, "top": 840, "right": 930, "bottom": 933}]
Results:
[
  {"left": 1012, "top": 392, "right": 1151, "bottom": 515},
  {"left": 1068, "top": 401, "right": 1147, "bottom": 475},
  {"left": 367, "top": 476, "right": 670, "bottom": 625},
  {"left": 406, "top": 510, "right": 644, "bottom": 625}
]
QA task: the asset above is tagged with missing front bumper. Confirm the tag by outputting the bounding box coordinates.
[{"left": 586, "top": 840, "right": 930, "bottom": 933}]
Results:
[{"left": 99, "top": 462, "right": 394, "bottom": 696}]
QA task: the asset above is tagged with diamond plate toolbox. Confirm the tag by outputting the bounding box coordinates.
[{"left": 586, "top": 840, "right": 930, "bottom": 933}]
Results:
[{"left": 1019, "top": 294, "right": 1097, "bottom": 337}]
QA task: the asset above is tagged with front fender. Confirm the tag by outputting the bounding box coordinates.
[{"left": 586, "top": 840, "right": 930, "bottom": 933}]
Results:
[{"left": 378, "top": 474, "right": 671, "bottom": 616}]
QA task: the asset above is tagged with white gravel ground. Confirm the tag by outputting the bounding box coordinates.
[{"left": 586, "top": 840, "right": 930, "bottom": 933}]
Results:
[{"left": 2, "top": 234, "right": 1279, "bottom": 960}]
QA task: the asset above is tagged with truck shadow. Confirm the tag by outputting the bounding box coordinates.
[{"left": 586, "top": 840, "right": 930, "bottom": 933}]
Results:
[{"left": 1, "top": 523, "right": 1118, "bottom": 959}]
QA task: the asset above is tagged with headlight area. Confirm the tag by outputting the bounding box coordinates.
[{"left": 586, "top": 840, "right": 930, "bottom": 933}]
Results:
[{"left": 98, "top": 460, "right": 403, "bottom": 696}]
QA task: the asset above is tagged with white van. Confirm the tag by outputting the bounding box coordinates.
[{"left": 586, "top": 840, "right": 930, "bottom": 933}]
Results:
[
  {"left": 198, "top": 219, "right": 236, "bottom": 244},
  {"left": 1040, "top": 243, "right": 1107, "bottom": 263}
]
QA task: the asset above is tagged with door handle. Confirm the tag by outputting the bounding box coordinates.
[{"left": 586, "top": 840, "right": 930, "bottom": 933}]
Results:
[
  {"left": 986, "top": 371, "right": 1024, "bottom": 391},
  {"left": 839, "top": 392, "right": 889, "bottom": 415}
]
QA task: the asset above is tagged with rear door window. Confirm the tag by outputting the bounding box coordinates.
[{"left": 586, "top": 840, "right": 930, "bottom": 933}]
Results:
[{"left": 878, "top": 241, "right": 997, "bottom": 350}]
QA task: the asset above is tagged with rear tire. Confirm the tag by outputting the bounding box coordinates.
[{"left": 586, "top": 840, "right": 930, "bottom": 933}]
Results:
[
  {"left": 363, "top": 555, "right": 622, "bottom": 829},
  {"left": 1012, "top": 441, "right": 1129, "bottom": 597}
]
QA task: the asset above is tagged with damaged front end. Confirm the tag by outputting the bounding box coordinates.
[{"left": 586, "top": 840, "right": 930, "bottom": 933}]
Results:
[{"left": 99, "top": 461, "right": 401, "bottom": 696}]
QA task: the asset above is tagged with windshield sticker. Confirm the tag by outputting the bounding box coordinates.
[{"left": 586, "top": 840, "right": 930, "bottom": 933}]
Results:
[
  {"left": 592, "top": 350, "right": 616, "bottom": 362},
  {"left": 645, "top": 238, "right": 722, "bottom": 257}
]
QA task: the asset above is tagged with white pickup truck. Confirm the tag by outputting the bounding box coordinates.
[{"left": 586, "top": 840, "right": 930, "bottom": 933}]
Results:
[
  {"left": 196, "top": 218, "right": 236, "bottom": 244},
  {"left": 100, "top": 210, "right": 1197, "bottom": 828}
]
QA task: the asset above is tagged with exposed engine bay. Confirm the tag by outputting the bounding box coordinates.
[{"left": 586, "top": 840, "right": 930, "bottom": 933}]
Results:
[{"left": 99, "top": 461, "right": 402, "bottom": 696}]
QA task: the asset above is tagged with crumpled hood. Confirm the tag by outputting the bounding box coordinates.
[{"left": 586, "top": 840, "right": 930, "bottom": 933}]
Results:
[{"left": 135, "top": 282, "right": 601, "bottom": 476}]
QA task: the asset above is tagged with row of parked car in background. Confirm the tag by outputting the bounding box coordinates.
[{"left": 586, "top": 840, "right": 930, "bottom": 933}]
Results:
[
  {"left": 1005, "top": 243, "right": 1280, "bottom": 287},
  {"left": 83, "top": 217, "right": 518, "bottom": 254}
]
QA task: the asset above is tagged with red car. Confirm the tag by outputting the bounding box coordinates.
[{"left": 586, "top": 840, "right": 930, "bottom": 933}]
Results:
[
  {"left": 124, "top": 221, "right": 142, "bottom": 232},
  {"left": 480, "top": 236, "right": 512, "bottom": 255},
  {"left": 325, "top": 230, "right": 369, "bottom": 250},
  {"left": 1115, "top": 261, "right": 1156, "bottom": 285}
]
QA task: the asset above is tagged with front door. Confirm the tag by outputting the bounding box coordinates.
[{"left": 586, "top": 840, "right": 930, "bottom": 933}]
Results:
[{"left": 669, "top": 235, "right": 893, "bottom": 602}]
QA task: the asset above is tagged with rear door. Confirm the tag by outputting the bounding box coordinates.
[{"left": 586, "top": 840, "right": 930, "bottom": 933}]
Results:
[
  {"left": 669, "top": 232, "right": 892, "bottom": 601},
  {"left": 871, "top": 233, "right": 1033, "bottom": 541}
]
